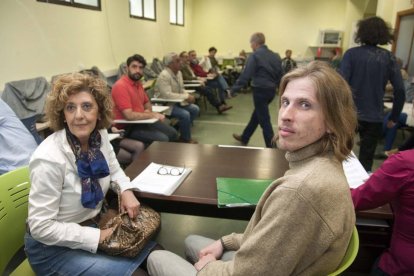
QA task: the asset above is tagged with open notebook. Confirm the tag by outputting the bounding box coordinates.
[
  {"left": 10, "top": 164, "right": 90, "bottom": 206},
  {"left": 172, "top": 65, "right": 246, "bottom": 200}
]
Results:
[
  {"left": 216, "top": 153, "right": 369, "bottom": 208},
  {"left": 131, "top": 162, "right": 192, "bottom": 196}
]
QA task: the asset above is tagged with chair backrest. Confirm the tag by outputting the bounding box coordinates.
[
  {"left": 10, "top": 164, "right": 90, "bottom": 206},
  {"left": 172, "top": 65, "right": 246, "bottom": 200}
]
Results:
[
  {"left": 117, "top": 62, "right": 128, "bottom": 80},
  {"left": 327, "top": 226, "right": 359, "bottom": 276},
  {"left": 20, "top": 115, "right": 43, "bottom": 145},
  {"left": 0, "top": 167, "right": 31, "bottom": 275},
  {"left": 151, "top": 58, "right": 164, "bottom": 75},
  {"left": 221, "top": 58, "right": 235, "bottom": 69}
]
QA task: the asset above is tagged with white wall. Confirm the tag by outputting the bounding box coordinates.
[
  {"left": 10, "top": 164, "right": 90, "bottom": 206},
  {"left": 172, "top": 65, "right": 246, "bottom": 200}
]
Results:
[
  {"left": 0, "top": 0, "right": 193, "bottom": 89},
  {"left": 189, "top": 0, "right": 349, "bottom": 59},
  {"left": 0, "top": 0, "right": 412, "bottom": 89}
]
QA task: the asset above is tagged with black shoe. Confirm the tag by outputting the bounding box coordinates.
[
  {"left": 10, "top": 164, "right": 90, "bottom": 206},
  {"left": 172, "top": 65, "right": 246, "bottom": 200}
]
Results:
[
  {"left": 232, "top": 133, "right": 247, "bottom": 146},
  {"left": 217, "top": 105, "right": 233, "bottom": 114}
]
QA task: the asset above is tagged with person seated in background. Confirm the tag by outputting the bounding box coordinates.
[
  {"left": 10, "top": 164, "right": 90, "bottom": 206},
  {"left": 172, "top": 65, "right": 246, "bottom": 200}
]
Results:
[
  {"left": 188, "top": 50, "right": 233, "bottom": 98},
  {"left": 206, "top": 47, "right": 237, "bottom": 95},
  {"left": 386, "top": 130, "right": 414, "bottom": 156},
  {"left": 329, "top": 48, "right": 342, "bottom": 71},
  {"left": 25, "top": 72, "right": 155, "bottom": 275},
  {"left": 351, "top": 150, "right": 414, "bottom": 275},
  {"left": 111, "top": 54, "right": 178, "bottom": 144},
  {"left": 147, "top": 61, "right": 357, "bottom": 276},
  {"left": 281, "top": 49, "right": 297, "bottom": 75},
  {"left": 235, "top": 49, "right": 247, "bottom": 68},
  {"left": 155, "top": 52, "right": 199, "bottom": 144},
  {"left": 109, "top": 126, "right": 145, "bottom": 166},
  {"left": 379, "top": 61, "right": 410, "bottom": 158},
  {"left": 0, "top": 98, "right": 37, "bottom": 175},
  {"left": 379, "top": 112, "right": 408, "bottom": 158},
  {"left": 179, "top": 51, "right": 232, "bottom": 114},
  {"left": 205, "top": 47, "right": 220, "bottom": 73}
]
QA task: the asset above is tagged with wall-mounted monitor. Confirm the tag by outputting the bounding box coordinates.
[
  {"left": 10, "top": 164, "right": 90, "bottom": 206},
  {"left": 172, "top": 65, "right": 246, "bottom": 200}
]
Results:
[{"left": 319, "top": 30, "right": 343, "bottom": 47}]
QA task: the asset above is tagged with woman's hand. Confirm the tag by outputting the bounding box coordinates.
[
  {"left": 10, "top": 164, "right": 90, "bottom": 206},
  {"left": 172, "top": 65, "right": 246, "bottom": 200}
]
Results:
[{"left": 120, "top": 190, "right": 140, "bottom": 218}]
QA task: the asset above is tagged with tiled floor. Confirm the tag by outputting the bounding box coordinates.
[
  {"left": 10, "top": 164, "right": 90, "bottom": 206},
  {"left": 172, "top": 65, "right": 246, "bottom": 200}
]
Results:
[{"left": 191, "top": 90, "right": 279, "bottom": 148}]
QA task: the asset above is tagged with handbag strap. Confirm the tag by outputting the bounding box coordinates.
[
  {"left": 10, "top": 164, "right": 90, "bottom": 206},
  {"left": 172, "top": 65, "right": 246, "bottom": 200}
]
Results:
[{"left": 112, "top": 181, "right": 123, "bottom": 214}]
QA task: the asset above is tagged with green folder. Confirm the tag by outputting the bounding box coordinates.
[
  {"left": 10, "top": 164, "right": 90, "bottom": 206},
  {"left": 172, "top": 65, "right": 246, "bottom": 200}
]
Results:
[{"left": 216, "top": 177, "right": 274, "bottom": 208}]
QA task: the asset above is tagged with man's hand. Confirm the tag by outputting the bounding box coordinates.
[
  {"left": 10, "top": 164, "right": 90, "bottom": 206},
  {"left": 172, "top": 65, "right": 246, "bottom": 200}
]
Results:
[
  {"left": 194, "top": 254, "right": 216, "bottom": 271},
  {"left": 198, "top": 239, "right": 224, "bottom": 259},
  {"left": 198, "top": 77, "right": 207, "bottom": 83},
  {"left": 187, "top": 94, "right": 196, "bottom": 104},
  {"left": 152, "top": 112, "right": 165, "bottom": 121},
  {"left": 386, "top": 120, "right": 396, "bottom": 129},
  {"left": 120, "top": 190, "right": 140, "bottom": 218}
]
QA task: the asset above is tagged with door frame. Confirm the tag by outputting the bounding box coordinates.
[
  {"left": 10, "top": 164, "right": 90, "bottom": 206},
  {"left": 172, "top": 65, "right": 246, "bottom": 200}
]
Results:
[{"left": 392, "top": 7, "right": 414, "bottom": 69}]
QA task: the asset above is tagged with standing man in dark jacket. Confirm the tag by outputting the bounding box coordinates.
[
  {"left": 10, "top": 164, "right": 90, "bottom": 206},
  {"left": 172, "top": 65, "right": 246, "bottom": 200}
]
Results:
[
  {"left": 232, "top": 32, "right": 283, "bottom": 148},
  {"left": 340, "top": 16, "right": 405, "bottom": 172}
]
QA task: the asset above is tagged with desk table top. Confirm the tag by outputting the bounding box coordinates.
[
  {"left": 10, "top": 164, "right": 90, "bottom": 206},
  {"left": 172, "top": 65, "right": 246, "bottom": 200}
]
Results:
[{"left": 125, "top": 142, "right": 393, "bottom": 220}]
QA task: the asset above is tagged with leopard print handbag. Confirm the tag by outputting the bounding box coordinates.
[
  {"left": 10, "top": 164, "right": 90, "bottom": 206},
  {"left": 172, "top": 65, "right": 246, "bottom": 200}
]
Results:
[{"left": 98, "top": 182, "right": 161, "bottom": 258}]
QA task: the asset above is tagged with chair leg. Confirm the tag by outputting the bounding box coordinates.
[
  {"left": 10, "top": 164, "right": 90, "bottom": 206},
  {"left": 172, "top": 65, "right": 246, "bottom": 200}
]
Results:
[{"left": 203, "top": 95, "right": 207, "bottom": 111}]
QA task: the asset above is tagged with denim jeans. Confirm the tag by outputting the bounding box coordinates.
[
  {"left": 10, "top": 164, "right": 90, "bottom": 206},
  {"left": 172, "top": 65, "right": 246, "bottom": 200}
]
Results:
[
  {"left": 382, "top": 112, "right": 407, "bottom": 151},
  {"left": 241, "top": 87, "right": 276, "bottom": 148},
  {"left": 127, "top": 121, "right": 178, "bottom": 144},
  {"left": 196, "top": 86, "right": 221, "bottom": 107},
  {"left": 217, "top": 74, "right": 229, "bottom": 90},
  {"left": 171, "top": 104, "right": 200, "bottom": 141},
  {"left": 207, "top": 79, "right": 226, "bottom": 103},
  {"left": 358, "top": 120, "right": 383, "bottom": 171},
  {"left": 25, "top": 233, "right": 156, "bottom": 276},
  {"left": 147, "top": 235, "right": 235, "bottom": 276}
]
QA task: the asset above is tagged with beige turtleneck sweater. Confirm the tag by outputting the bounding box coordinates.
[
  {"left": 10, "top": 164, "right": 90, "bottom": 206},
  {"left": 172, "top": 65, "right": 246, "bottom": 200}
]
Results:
[{"left": 199, "top": 140, "right": 355, "bottom": 275}]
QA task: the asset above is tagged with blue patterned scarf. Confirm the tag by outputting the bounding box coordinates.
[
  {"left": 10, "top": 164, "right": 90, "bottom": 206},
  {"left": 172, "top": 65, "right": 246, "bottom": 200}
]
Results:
[{"left": 66, "top": 127, "right": 109, "bottom": 209}]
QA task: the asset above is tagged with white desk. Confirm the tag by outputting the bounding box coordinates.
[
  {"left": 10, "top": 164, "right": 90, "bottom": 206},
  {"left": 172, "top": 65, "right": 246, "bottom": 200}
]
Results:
[
  {"left": 114, "top": 118, "right": 158, "bottom": 124},
  {"left": 384, "top": 102, "right": 414, "bottom": 126},
  {"left": 152, "top": 105, "right": 170, "bottom": 113},
  {"left": 183, "top": 83, "right": 201, "bottom": 88},
  {"left": 108, "top": 133, "right": 121, "bottom": 141},
  {"left": 151, "top": 98, "right": 184, "bottom": 103}
]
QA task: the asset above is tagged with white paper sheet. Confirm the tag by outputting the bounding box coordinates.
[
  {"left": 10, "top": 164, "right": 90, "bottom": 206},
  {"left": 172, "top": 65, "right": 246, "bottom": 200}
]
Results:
[
  {"left": 131, "top": 162, "right": 192, "bottom": 195},
  {"left": 342, "top": 152, "right": 370, "bottom": 188}
]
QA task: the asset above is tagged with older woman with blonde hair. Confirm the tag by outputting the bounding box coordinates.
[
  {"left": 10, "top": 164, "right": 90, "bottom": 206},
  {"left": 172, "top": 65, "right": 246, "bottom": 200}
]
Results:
[{"left": 25, "top": 73, "right": 152, "bottom": 275}]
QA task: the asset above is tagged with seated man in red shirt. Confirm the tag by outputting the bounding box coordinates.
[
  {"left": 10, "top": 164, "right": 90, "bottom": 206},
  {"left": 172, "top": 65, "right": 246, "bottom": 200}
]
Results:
[{"left": 111, "top": 54, "right": 178, "bottom": 144}]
